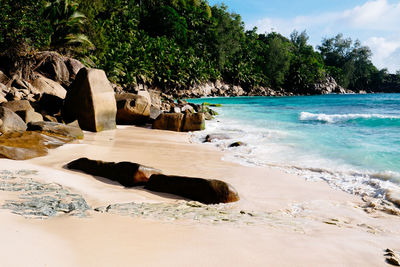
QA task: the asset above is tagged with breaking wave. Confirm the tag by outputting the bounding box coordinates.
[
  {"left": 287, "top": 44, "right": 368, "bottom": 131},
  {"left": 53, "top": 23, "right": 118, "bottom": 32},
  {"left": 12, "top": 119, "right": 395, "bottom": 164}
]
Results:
[{"left": 299, "top": 112, "right": 400, "bottom": 123}]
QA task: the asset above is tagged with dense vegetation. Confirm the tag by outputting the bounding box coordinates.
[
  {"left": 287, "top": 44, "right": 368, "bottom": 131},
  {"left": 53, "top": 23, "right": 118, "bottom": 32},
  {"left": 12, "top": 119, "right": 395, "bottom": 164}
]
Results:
[{"left": 1, "top": 0, "right": 399, "bottom": 92}]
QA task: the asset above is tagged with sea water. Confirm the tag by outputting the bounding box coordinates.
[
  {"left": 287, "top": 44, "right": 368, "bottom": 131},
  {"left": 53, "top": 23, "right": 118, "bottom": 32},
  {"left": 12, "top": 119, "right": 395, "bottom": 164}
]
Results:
[{"left": 188, "top": 94, "right": 400, "bottom": 198}]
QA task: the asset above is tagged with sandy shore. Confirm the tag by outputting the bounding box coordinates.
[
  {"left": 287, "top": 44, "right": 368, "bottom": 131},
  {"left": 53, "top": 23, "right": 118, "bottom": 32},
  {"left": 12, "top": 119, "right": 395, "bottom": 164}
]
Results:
[{"left": 0, "top": 126, "right": 399, "bottom": 266}]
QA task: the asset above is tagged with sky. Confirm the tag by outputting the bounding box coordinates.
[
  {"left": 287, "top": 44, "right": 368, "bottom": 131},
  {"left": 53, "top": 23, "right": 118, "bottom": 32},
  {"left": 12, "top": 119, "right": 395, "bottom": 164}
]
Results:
[{"left": 208, "top": 0, "right": 400, "bottom": 73}]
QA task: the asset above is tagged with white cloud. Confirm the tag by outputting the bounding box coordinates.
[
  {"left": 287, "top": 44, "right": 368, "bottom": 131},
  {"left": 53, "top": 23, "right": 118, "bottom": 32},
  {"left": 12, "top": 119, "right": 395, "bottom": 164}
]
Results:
[
  {"left": 365, "top": 37, "right": 400, "bottom": 72},
  {"left": 249, "top": 0, "right": 400, "bottom": 72}
]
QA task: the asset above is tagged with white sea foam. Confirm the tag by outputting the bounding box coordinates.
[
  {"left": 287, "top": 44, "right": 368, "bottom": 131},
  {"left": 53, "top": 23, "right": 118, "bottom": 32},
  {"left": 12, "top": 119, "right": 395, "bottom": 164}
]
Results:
[
  {"left": 299, "top": 112, "right": 400, "bottom": 123},
  {"left": 192, "top": 113, "right": 400, "bottom": 200}
]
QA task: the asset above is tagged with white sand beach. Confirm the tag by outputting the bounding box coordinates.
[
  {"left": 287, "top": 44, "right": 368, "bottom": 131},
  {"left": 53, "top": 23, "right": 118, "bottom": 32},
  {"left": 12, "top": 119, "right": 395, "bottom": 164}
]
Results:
[{"left": 0, "top": 126, "right": 399, "bottom": 266}]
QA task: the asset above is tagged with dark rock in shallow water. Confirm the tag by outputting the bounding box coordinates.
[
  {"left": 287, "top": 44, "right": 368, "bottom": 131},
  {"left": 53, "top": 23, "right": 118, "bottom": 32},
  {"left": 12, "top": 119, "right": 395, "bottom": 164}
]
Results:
[
  {"left": 204, "top": 133, "right": 230, "bottom": 143},
  {"left": 145, "top": 174, "right": 239, "bottom": 204},
  {"left": 67, "top": 158, "right": 162, "bottom": 187},
  {"left": 229, "top": 141, "right": 246, "bottom": 148}
]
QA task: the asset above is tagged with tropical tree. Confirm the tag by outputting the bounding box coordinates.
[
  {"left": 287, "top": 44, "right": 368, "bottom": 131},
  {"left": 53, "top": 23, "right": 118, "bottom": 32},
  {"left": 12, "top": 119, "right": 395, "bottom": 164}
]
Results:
[{"left": 43, "top": 0, "right": 92, "bottom": 50}]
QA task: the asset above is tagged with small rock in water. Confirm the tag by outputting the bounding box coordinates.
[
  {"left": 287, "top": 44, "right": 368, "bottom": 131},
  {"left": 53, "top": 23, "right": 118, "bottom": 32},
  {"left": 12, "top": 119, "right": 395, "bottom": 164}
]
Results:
[
  {"left": 204, "top": 133, "right": 230, "bottom": 143},
  {"left": 229, "top": 141, "right": 246, "bottom": 148}
]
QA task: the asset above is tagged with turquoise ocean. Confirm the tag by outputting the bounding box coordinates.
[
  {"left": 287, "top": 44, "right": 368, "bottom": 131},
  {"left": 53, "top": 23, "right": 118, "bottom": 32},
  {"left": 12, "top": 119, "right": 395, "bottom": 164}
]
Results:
[{"left": 189, "top": 94, "right": 400, "bottom": 198}]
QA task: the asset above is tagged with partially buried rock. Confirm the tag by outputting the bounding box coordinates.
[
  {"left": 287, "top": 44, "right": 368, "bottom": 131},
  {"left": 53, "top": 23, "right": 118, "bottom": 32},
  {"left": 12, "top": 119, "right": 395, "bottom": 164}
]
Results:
[
  {"left": 115, "top": 93, "right": 150, "bottom": 125},
  {"left": 67, "top": 158, "right": 162, "bottom": 187},
  {"left": 27, "top": 121, "right": 84, "bottom": 139},
  {"left": 152, "top": 113, "right": 184, "bottom": 132},
  {"left": 0, "top": 131, "right": 73, "bottom": 160},
  {"left": 0, "top": 106, "right": 27, "bottom": 134},
  {"left": 63, "top": 68, "right": 117, "bottom": 132},
  {"left": 145, "top": 174, "right": 240, "bottom": 204}
]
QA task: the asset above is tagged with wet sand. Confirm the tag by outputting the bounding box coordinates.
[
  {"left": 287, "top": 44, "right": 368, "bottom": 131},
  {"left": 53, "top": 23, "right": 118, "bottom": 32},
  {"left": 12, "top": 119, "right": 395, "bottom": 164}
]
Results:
[{"left": 0, "top": 126, "right": 399, "bottom": 266}]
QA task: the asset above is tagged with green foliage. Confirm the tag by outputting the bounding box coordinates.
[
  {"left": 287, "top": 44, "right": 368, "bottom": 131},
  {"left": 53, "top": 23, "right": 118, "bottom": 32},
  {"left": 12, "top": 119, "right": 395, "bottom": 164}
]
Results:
[
  {"left": 286, "top": 31, "right": 325, "bottom": 91},
  {"left": 43, "top": 0, "right": 93, "bottom": 50},
  {"left": 0, "top": 0, "right": 52, "bottom": 52},
  {"left": 318, "top": 34, "right": 381, "bottom": 91},
  {"left": 0, "top": 0, "right": 395, "bottom": 92}
]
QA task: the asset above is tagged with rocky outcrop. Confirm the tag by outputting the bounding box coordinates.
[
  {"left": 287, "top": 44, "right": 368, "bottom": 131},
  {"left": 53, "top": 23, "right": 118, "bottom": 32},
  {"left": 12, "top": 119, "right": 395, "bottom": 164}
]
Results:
[
  {"left": 63, "top": 68, "right": 117, "bottom": 132},
  {"left": 145, "top": 174, "right": 240, "bottom": 204},
  {"left": 67, "top": 158, "right": 162, "bottom": 187},
  {"left": 164, "top": 81, "right": 247, "bottom": 98},
  {"left": 308, "top": 76, "right": 351, "bottom": 95},
  {"left": 0, "top": 106, "right": 27, "bottom": 134},
  {"left": 115, "top": 93, "right": 150, "bottom": 125}
]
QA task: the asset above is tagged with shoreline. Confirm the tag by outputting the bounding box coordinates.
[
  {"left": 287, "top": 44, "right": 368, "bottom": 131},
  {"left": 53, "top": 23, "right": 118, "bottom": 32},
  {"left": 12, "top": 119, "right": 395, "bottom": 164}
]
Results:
[
  {"left": 1, "top": 126, "right": 400, "bottom": 266},
  {"left": 189, "top": 94, "right": 400, "bottom": 204}
]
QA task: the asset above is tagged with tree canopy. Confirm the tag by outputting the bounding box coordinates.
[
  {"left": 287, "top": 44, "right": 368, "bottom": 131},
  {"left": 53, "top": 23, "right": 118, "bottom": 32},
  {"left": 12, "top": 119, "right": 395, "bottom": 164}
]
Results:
[{"left": 0, "top": 0, "right": 397, "bottom": 92}]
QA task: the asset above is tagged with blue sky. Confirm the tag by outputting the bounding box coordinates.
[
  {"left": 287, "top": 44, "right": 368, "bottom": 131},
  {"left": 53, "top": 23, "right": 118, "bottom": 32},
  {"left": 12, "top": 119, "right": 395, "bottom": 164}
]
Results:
[{"left": 208, "top": 0, "right": 400, "bottom": 73}]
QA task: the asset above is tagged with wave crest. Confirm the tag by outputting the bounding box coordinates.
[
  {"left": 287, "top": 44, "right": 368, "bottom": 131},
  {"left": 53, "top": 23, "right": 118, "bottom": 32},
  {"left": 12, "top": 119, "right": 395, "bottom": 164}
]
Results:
[{"left": 299, "top": 112, "right": 400, "bottom": 123}]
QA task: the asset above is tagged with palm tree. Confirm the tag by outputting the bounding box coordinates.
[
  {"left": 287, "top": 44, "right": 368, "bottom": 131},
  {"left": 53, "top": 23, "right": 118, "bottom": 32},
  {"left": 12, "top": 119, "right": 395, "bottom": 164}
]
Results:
[{"left": 43, "top": 0, "right": 93, "bottom": 49}]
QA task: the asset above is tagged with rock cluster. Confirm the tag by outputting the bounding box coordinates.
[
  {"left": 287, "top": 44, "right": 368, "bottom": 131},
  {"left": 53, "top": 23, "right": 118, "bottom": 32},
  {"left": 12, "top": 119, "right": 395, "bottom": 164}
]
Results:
[{"left": 308, "top": 76, "right": 352, "bottom": 95}]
